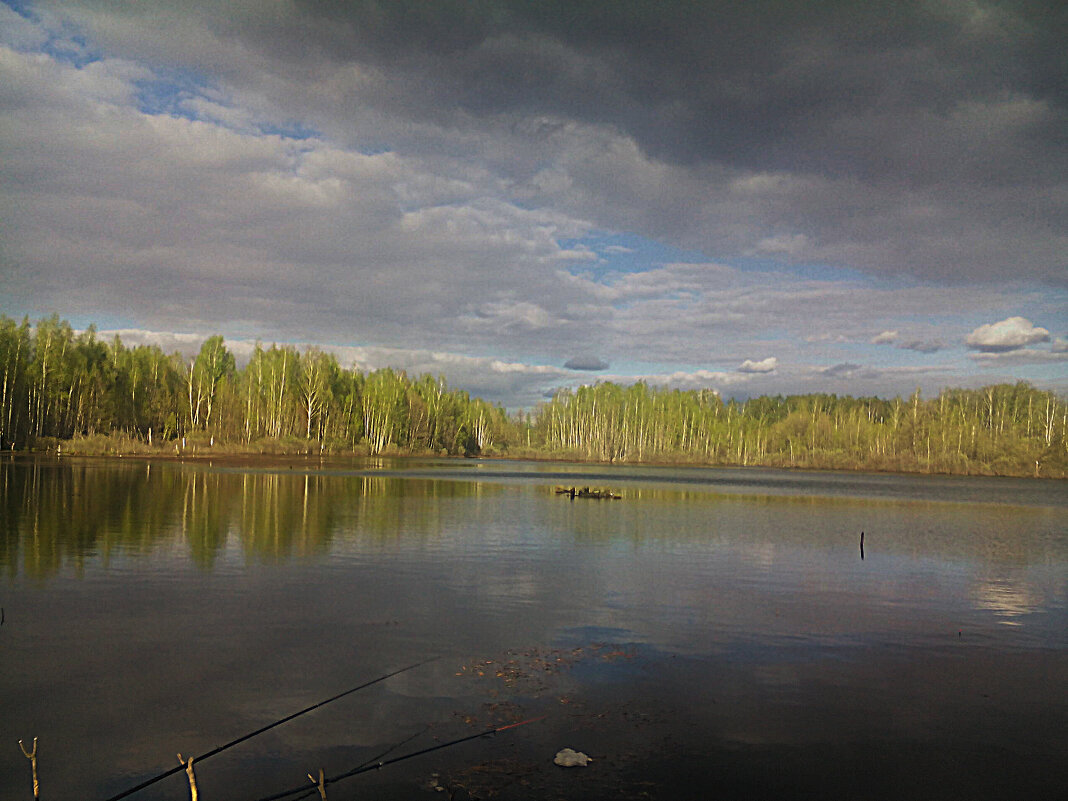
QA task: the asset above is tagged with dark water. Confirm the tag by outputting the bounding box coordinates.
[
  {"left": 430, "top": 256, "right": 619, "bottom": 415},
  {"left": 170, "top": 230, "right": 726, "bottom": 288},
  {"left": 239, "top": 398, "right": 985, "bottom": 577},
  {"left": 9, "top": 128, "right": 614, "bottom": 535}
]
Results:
[{"left": 1, "top": 456, "right": 1065, "bottom": 800}]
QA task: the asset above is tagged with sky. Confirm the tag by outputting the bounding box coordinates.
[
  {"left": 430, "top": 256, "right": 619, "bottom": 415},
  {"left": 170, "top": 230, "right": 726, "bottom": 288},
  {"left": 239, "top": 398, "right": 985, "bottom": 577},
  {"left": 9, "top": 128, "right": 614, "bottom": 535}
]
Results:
[{"left": 1, "top": 0, "right": 1065, "bottom": 409}]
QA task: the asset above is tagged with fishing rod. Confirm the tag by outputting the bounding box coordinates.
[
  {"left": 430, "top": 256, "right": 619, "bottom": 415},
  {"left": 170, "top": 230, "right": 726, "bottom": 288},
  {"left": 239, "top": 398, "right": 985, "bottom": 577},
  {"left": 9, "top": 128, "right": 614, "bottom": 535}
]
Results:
[
  {"left": 104, "top": 658, "right": 437, "bottom": 801},
  {"left": 252, "top": 715, "right": 547, "bottom": 801},
  {"left": 251, "top": 728, "right": 431, "bottom": 801}
]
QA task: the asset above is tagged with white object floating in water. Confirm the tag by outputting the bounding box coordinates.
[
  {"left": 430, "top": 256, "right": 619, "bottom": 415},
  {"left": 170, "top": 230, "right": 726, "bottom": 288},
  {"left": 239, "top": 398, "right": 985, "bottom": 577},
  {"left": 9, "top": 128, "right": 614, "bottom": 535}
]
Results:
[{"left": 554, "top": 748, "right": 591, "bottom": 767}]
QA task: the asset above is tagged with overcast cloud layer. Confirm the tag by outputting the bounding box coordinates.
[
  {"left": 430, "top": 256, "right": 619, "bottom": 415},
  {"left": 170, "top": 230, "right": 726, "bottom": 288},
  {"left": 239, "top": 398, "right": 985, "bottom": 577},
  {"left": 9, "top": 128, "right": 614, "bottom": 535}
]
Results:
[{"left": 1, "top": 0, "right": 1065, "bottom": 407}]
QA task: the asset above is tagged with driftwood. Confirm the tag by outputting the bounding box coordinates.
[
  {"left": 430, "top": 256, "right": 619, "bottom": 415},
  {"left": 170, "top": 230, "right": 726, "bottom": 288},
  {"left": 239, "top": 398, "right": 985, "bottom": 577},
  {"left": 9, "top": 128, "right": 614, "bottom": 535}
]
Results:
[{"left": 554, "top": 486, "right": 621, "bottom": 499}]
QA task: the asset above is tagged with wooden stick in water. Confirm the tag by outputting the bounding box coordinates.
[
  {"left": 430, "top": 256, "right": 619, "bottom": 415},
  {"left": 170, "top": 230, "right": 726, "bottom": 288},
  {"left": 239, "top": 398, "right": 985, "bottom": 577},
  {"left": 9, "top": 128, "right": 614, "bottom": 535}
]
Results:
[
  {"left": 177, "top": 754, "right": 198, "bottom": 801},
  {"left": 308, "top": 768, "right": 327, "bottom": 800},
  {"left": 19, "top": 738, "right": 39, "bottom": 801}
]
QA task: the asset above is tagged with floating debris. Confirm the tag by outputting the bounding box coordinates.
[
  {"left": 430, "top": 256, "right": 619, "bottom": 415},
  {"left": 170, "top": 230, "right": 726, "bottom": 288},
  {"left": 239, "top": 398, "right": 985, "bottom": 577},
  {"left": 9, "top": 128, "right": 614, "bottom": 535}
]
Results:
[
  {"left": 554, "top": 748, "right": 592, "bottom": 767},
  {"left": 553, "top": 486, "right": 621, "bottom": 499}
]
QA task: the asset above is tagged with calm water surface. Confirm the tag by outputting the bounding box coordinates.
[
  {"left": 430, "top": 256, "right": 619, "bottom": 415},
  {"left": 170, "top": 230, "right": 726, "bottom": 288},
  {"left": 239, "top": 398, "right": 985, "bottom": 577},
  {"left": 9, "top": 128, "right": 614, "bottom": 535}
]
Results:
[{"left": 1, "top": 456, "right": 1066, "bottom": 800}]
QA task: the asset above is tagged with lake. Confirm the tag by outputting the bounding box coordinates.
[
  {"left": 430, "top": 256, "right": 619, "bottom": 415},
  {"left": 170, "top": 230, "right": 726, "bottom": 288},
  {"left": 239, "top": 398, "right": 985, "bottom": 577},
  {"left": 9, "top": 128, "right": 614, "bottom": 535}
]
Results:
[{"left": 1, "top": 455, "right": 1065, "bottom": 800}]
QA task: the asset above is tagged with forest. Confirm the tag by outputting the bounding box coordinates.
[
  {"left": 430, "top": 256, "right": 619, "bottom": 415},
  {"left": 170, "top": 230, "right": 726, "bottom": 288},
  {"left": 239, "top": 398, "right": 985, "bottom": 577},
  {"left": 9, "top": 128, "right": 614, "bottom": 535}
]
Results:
[{"left": 1, "top": 314, "right": 1065, "bottom": 477}]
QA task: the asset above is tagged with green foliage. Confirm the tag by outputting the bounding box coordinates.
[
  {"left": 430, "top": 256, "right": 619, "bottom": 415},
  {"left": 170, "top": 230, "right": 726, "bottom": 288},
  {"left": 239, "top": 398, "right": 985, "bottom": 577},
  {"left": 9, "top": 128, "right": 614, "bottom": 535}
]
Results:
[
  {"left": 528, "top": 380, "right": 1067, "bottom": 477},
  {"left": 2, "top": 314, "right": 1065, "bottom": 477}
]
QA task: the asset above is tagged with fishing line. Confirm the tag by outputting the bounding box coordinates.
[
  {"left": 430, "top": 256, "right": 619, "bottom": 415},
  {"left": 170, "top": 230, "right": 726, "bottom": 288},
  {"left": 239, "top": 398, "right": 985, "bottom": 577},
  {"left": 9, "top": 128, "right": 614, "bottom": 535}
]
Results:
[
  {"left": 103, "top": 658, "right": 437, "bottom": 801},
  {"left": 250, "top": 716, "right": 547, "bottom": 801}
]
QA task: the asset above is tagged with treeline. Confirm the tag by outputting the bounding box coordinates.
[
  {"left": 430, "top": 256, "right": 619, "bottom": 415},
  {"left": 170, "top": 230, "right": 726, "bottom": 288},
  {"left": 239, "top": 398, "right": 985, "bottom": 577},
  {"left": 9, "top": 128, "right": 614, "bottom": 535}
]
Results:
[
  {"left": 535, "top": 382, "right": 1067, "bottom": 476},
  {"left": 0, "top": 315, "right": 509, "bottom": 456},
  {"left": 1, "top": 314, "right": 1065, "bottom": 476}
]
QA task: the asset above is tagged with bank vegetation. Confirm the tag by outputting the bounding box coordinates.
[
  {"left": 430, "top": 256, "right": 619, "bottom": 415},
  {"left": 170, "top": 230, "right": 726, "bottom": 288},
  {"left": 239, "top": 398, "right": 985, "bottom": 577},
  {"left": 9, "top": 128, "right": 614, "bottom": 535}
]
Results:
[{"left": 2, "top": 315, "right": 1065, "bottom": 477}]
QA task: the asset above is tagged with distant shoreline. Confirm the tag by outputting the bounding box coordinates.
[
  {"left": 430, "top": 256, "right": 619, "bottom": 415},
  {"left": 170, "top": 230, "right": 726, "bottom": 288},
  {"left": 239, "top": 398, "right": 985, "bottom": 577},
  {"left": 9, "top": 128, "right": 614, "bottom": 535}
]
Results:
[
  {"left": 2, "top": 317, "right": 1064, "bottom": 480},
  {"left": 12, "top": 435, "right": 1064, "bottom": 480}
]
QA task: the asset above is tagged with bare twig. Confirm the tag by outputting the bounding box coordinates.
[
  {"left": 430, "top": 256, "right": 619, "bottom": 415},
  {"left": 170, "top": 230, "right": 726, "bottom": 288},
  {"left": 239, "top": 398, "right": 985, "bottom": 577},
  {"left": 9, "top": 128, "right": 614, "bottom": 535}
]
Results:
[
  {"left": 18, "top": 738, "right": 39, "bottom": 801},
  {"left": 307, "top": 769, "right": 326, "bottom": 800},
  {"left": 177, "top": 754, "right": 198, "bottom": 801}
]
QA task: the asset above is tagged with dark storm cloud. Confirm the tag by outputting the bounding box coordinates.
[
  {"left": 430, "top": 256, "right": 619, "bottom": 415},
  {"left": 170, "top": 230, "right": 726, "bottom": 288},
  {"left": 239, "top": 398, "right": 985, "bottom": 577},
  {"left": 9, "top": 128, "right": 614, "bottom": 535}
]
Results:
[
  {"left": 898, "top": 339, "right": 944, "bottom": 354},
  {"left": 29, "top": 0, "right": 1068, "bottom": 284},
  {"left": 276, "top": 0, "right": 1050, "bottom": 287},
  {"left": 822, "top": 362, "right": 864, "bottom": 378},
  {"left": 564, "top": 355, "right": 609, "bottom": 371},
  {"left": 872, "top": 332, "right": 943, "bottom": 353},
  {"left": 278, "top": 0, "right": 1068, "bottom": 179}
]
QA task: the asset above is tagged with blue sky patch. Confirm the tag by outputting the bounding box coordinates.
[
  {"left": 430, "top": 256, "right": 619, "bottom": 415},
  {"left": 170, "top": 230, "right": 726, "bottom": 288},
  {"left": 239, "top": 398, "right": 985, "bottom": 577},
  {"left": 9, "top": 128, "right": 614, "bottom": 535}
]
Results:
[
  {"left": 561, "top": 232, "right": 710, "bottom": 281},
  {"left": 257, "top": 121, "right": 323, "bottom": 141},
  {"left": 133, "top": 68, "right": 215, "bottom": 119}
]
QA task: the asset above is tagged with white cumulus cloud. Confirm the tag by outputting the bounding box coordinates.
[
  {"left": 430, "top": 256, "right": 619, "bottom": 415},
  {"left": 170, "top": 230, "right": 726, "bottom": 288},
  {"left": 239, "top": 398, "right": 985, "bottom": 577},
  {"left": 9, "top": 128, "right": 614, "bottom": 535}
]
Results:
[
  {"left": 965, "top": 317, "right": 1051, "bottom": 352},
  {"left": 738, "top": 357, "right": 778, "bottom": 373}
]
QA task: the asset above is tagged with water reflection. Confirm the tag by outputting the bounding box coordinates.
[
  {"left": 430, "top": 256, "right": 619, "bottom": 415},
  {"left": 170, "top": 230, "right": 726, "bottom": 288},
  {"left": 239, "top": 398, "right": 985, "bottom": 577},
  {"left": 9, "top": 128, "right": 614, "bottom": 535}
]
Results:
[
  {"left": 1, "top": 457, "right": 1065, "bottom": 582},
  {"left": 970, "top": 577, "right": 1046, "bottom": 625},
  {"left": 0, "top": 458, "right": 504, "bottom": 577},
  {"left": 1, "top": 456, "right": 1065, "bottom": 800}
]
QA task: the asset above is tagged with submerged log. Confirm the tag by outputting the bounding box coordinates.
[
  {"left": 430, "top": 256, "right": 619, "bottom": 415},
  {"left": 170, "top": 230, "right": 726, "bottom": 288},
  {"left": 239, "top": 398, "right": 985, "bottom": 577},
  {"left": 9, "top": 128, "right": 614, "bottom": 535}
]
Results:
[{"left": 553, "top": 486, "right": 621, "bottom": 500}]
